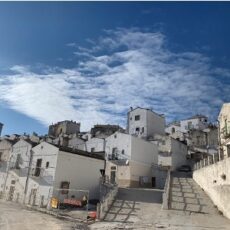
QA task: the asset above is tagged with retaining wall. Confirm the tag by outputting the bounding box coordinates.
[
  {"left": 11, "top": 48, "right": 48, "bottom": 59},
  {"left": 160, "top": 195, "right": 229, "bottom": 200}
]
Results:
[{"left": 193, "top": 157, "right": 230, "bottom": 219}]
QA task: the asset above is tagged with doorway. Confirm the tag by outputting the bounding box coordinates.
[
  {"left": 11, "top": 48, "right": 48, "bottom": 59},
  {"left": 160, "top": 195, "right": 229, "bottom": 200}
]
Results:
[
  {"left": 152, "top": 177, "right": 156, "bottom": 187},
  {"left": 110, "top": 171, "right": 116, "bottom": 184}
]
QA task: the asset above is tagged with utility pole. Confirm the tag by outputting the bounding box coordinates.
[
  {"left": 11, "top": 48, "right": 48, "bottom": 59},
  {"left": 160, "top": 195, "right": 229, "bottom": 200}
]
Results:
[{"left": 23, "top": 149, "right": 33, "bottom": 204}]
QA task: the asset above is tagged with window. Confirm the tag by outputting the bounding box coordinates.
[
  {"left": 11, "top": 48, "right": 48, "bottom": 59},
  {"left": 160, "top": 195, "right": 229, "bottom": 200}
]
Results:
[
  {"left": 60, "top": 181, "right": 70, "bottom": 194},
  {"left": 188, "top": 121, "right": 193, "bottom": 130},
  {"left": 121, "top": 149, "right": 125, "bottom": 155},
  {"left": 114, "top": 134, "right": 117, "bottom": 138},
  {"left": 46, "top": 162, "right": 49, "bottom": 168},
  {"left": 136, "top": 127, "right": 140, "bottom": 132},
  {"left": 130, "top": 117, "right": 132, "bottom": 120},
  {"left": 171, "top": 127, "right": 175, "bottom": 133},
  {"left": 0, "top": 152, "right": 2, "bottom": 161},
  {"left": 142, "top": 127, "right": 144, "bottom": 133},
  {"left": 135, "top": 115, "right": 140, "bottom": 121},
  {"left": 91, "top": 148, "right": 95, "bottom": 152}
]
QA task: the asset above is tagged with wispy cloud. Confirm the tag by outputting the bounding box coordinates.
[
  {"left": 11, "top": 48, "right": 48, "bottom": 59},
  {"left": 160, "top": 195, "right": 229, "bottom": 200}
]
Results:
[{"left": 0, "top": 28, "right": 229, "bottom": 130}]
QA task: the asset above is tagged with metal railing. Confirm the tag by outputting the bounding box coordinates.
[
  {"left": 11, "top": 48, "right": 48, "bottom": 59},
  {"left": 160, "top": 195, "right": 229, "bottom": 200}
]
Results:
[{"left": 193, "top": 151, "right": 228, "bottom": 171}]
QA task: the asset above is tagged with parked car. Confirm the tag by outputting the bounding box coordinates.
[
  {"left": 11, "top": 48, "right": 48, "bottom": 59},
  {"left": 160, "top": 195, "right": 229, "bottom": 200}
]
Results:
[{"left": 177, "top": 165, "right": 191, "bottom": 172}]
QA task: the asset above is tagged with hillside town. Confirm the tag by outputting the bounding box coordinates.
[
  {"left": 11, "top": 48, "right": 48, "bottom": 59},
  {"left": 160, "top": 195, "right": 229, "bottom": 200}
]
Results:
[{"left": 0, "top": 103, "right": 229, "bottom": 229}]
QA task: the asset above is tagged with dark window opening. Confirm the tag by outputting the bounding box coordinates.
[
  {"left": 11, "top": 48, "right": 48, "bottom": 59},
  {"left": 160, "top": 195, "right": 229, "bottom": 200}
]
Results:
[
  {"left": 91, "top": 148, "right": 95, "bottom": 152},
  {"left": 46, "top": 162, "right": 49, "bottom": 168},
  {"left": 152, "top": 177, "right": 156, "bottom": 187},
  {"left": 60, "top": 181, "right": 70, "bottom": 194},
  {"left": 34, "top": 159, "right": 42, "bottom": 177},
  {"left": 135, "top": 115, "right": 140, "bottom": 121}
]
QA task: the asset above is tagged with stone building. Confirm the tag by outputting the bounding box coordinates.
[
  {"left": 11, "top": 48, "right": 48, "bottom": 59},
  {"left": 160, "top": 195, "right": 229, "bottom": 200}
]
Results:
[
  {"left": 90, "top": 124, "right": 123, "bottom": 139},
  {"left": 48, "top": 120, "right": 80, "bottom": 138}
]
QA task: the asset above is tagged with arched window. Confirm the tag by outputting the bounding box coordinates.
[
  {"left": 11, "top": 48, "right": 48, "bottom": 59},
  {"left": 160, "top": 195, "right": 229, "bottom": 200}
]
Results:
[{"left": 172, "top": 127, "right": 175, "bottom": 133}]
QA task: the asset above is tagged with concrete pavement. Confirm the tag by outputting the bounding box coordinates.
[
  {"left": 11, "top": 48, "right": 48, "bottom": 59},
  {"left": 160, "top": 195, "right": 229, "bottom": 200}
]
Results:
[{"left": 0, "top": 200, "right": 74, "bottom": 230}]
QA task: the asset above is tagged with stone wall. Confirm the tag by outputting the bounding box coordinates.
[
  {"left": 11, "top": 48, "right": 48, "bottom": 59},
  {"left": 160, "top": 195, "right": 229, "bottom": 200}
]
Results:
[{"left": 193, "top": 157, "right": 230, "bottom": 219}]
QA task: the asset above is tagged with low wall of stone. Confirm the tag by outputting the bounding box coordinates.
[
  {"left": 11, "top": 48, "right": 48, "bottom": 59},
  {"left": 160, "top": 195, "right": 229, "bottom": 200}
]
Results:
[
  {"left": 193, "top": 157, "right": 230, "bottom": 219},
  {"left": 97, "top": 185, "right": 118, "bottom": 220},
  {"left": 162, "top": 170, "right": 171, "bottom": 210}
]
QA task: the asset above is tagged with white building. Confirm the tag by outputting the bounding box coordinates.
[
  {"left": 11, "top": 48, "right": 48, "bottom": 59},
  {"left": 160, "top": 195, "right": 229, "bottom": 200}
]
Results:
[
  {"left": 105, "top": 132, "right": 158, "bottom": 187},
  {"left": 218, "top": 103, "right": 230, "bottom": 158},
  {"left": 84, "top": 137, "right": 105, "bottom": 153},
  {"left": 180, "top": 114, "right": 208, "bottom": 133},
  {"left": 127, "top": 107, "right": 165, "bottom": 139},
  {"left": 165, "top": 121, "right": 184, "bottom": 141},
  {"left": 152, "top": 135, "right": 188, "bottom": 170},
  {"left": 0, "top": 141, "right": 105, "bottom": 207}
]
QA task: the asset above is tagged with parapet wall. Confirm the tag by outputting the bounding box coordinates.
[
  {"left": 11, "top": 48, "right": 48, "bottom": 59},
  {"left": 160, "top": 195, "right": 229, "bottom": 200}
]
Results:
[{"left": 193, "top": 157, "right": 230, "bottom": 219}]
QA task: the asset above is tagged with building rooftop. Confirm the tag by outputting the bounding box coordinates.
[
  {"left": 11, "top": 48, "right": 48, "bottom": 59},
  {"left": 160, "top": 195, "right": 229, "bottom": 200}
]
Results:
[
  {"left": 54, "top": 144, "right": 105, "bottom": 161},
  {"left": 128, "top": 106, "right": 165, "bottom": 117},
  {"left": 186, "top": 114, "right": 208, "bottom": 120}
]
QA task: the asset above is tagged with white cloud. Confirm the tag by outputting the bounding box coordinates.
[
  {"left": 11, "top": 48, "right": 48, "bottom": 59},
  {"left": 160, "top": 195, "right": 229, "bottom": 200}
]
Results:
[{"left": 0, "top": 28, "right": 229, "bottom": 131}]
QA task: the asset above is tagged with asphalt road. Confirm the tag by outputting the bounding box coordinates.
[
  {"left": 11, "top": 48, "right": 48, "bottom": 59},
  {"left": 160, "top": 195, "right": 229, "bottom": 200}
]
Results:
[{"left": 0, "top": 200, "right": 73, "bottom": 230}]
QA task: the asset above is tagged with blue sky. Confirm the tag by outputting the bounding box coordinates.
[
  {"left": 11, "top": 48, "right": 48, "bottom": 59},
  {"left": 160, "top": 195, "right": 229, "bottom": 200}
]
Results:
[{"left": 0, "top": 2, "right": 230, "bottom": 135}]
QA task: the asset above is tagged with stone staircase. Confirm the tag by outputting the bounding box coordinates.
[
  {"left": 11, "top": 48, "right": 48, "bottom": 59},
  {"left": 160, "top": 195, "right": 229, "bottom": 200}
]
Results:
[{"left": 170, "top": 172, "right": 218, "bottom": 214}]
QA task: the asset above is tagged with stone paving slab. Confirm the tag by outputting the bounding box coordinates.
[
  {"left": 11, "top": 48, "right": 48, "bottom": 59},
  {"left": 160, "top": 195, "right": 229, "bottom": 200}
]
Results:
[{"left": 170, "top": 172, "right": 218, "bottom": 214}]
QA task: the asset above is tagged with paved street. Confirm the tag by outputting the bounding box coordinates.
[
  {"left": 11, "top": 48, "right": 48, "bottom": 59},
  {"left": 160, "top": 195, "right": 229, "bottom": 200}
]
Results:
[
  {"left": 90, "top": 179, "right": 230, "bottom": 230},
  {"left": 0, "top": 200, "right": 73, "bottom": 230},
  {"left": 90, "top": 187, "right": 163, "bottom": 229}
]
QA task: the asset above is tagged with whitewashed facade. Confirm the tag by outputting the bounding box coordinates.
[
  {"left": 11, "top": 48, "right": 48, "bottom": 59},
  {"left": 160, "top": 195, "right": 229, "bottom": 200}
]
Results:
[
  {"left": 0, "top": 141, "right": 104, "bottom": 207},
  {"left": 127, "top": 107, "right": 165, "bottom": 139},
  {"left": 105, "top": 132, "right": 158, "bottom": 187},
  {"left": 180, "top": 115, "right": 208, "bottom": 133}
]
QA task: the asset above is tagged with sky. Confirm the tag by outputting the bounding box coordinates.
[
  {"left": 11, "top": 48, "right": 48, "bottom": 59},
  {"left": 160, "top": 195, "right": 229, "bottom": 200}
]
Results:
[{"left": 0, "top": 2, "right": 230, "bottom": 135}]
